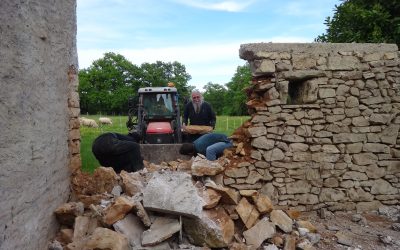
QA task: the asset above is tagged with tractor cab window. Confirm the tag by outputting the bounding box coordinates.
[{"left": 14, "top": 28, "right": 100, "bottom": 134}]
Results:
[{"left": 143, "top": 93, "right": 174, "bottom": 118}]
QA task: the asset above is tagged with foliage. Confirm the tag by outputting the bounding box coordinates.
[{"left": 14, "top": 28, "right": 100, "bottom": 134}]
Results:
[
  {"left": 202, "top": 82, "right": 228, "bottom": 115},
  {"left": 79, "top": 52, "right": 142, "bottom": 114},
  {"left": 79, "top": 53, "right": 192, "bottom": 114},
  {"left": 316, "top": 0, "right": 400, "bottom": 46},
  {"left": 223, "top": 64, "right": 252, "bottom": 116}
]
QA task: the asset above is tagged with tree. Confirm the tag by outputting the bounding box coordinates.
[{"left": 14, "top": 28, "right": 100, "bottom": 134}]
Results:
[
  {"left": 316, "top": 0, "right": 400, "bottom": 46},
  {"left": 79, "top": 52, "right": 142, "bottom": 114},
  {"left": 202, "top": 82, "right": 227, "bottom": 115},
  {"left": 224, "top": 64, "right": 252, "bottom": 116},
  {"left": 140, "top": 61, "right": 192, "bottom": 99}
]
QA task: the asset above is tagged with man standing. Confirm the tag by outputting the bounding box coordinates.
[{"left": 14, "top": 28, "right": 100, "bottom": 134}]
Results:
[
  {"left": 183, "top": 89, "right": 216, "bottom": 129},
  {"left": 179, "top": 133, "right": 233, "bottom": 161}
]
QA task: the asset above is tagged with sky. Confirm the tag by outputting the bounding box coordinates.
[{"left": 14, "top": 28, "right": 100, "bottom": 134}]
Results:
[{"left": 77, "top": 0, "right": 341, "bottom": 90}]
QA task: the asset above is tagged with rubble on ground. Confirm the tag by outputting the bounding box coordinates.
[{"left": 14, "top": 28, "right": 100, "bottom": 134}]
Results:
[{"left": 51, "top": 157, "right": 400, "bottom": 249}]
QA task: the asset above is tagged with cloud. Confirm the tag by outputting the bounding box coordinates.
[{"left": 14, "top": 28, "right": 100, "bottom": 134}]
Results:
[
  {"left": 78, "top": 35, "right": 311, "bottom": 89},
  {"left": 172, "top": 0, "right": 256, "bottom": 12}
]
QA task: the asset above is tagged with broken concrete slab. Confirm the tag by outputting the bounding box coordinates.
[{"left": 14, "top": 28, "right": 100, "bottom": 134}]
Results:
[
  {"left": 243, "top": 217, "right": 276, "bottom": 248},
  {"left": 143, "top": 171, "right": 204, "bottom": 218},
  {"left": 132, "top": 199, "right": 152, "bottom": 227},
  {"left": 183, "top": 206, "right": 234, "bottom": 248},
  {"left": 142, "top": 216, "right": 181, "bottom": 246},
  {"left": 113, "top": 213, "right": 146, "bottom": 248}
]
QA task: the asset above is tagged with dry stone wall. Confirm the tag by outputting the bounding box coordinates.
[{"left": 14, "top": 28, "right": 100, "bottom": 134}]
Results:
[
  {"left": 238, "top": 43, "right": 400, "bottom": 212},
  {"left": 0, "top": 0, "right": 78, "bottom": 249}
]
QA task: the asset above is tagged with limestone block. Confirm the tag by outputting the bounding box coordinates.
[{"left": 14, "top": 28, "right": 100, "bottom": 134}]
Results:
[
  {"left": 183, "top": 206, "right": 234, "bottom": 248},
  {"left": 119, "top": 170, "right": 144, "bottom": 196},
  {"left": 353, "top": 153, "right": 378, "bottom": 165},
  {"left": 201, "top": 188, "right": 221, "bottom": 209},
  {"left": 371, "top": 179, "right": 399, "bottom": 195},
  {"left": 370, "top": 113, "right": 392, "bottom": 125},
  {"left": 381, "top": 124, "right": 400, "bottom": 145},
  {"left": 54, "top": 202, "right": 84, "bottom": 227},
  {"left": 333, "top": 133, "right": 366, "bottom": 143},
  {"left": 84, "top": 228, "right": 129, "bottom": 250},
  {"left": 191, "top": 156, "right": 225, "bottom": 176},
  {"left": 246, "top": 171, "right": 263, "bottom": 184},
  {"left": 270, "top": 210, "right": 293, "bottom": 233},
  {"left": 282, "top": 134, "right": 305, "bottom": 143},
  {"left": 286, "top": 180, "right": 311, "bottom": 194},
  {"left": 327, "top": 56, "right": 361, "bottom": 70},
  {"left": 345, "top": 96, "right": 359, "bottom": 108},
  {"left": 236, "top": 198, "right": 260, "bottom": 229},
  {"left": 247, "top": 126, "right": 267, "bottom": 137},
  {"left": 251, "top": 136, "right": 275, "bottom": 150},
  {"left": 225, "top": 166, "right": 249, "bottom": 178},
  {"left": 360, "top": 96, "right": 385, "bottom": 105},
  {"left": 336, "top": 85, "right": 350, "bottom": 96},
  {"left": 243, "top": 218, "right": 275, "bottom": 248},
  {"left": 289, "top": 143, "right": 309, "bottom": 152},
  {"left": 319, "top": 88, "right": 336, "bottom": 98},
  {"left": 252, "top": 193, "right": 274, "bottom": 214},
  {"left": 342, "top": 171, "right": 368, "bottom": 181},
  {"left": 295, "top": 194, "right": 319, "bottom": 205},
  {"left": 363, "top": 143, "right": 390, "bottom": 154},
  {"left": 206, "top": 183, "right": 241, "bottom": 205},
  {"left": 347, "top": 188, "right": 373, "bottom": 202},
  {"left": 356, "top": 201, "right": 383, "bottom": 213},
  {"left": 263, "top": 148, "right": 285, "bottom": 162},
  {"left": 319, "top": 188, "right": 346, "bottom": 202},
  {"left": 103, "top": 196, "right": 135, "bottom": 226},
  {"left": 352, "top": 116, "right": 369, "bottom": 126},
  {"left": 251, "top": 59, "right": 275, "bottom": 75}
]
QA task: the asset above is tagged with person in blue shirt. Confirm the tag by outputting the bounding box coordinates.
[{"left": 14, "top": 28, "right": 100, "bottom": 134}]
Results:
[{"left": 179, "top": 133, "right": 233, "bottom": 160}]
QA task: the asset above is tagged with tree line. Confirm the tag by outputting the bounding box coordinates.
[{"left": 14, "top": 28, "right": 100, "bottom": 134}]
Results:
[
  {"left": 79, "top": 0, "right": 399, "bottom": 116},
  {"left": 78, "top": 52, "right": 251, "bottom": 116}
]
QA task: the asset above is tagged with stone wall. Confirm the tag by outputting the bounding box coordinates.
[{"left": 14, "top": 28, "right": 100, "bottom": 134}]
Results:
[
  {"left": 236, "top": 43, "right": 400, "bottom": 212},
  {"left": 0, "top": 1, "right": 79, "bottom": 249}
]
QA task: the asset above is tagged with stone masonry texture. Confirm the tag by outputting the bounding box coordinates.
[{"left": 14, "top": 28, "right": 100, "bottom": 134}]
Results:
[
  {"left": 0, "top": 1, "right": 78, "bottom": 249},
  {"left": 238, "top": 43, "right": 400, "bottom": 212}
]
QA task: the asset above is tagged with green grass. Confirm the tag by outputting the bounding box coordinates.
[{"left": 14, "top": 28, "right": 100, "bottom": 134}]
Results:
[{"left": 80, "top": 115, "right": 250, "bottom": 173}]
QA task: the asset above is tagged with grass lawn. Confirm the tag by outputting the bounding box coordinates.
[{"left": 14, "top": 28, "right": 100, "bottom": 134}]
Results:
[{"left": 80, "top": 115, "right": 250, "bottom": 172}]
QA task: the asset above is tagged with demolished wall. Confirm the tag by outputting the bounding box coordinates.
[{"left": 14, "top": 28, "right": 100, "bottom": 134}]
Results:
[
  {"left": 237, "top": 43, "right": 400, "bottom": 212},
  {"left": 0, "top": 0, "right": 79, "bottom": 249}
]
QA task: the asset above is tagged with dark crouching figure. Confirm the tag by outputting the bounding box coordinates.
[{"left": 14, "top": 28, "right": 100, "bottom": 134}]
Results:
[
  {"left": 179, "top": 133, "right": 233, "bottom": 161},
  {"left": 92, "top": 132, "right": 144, "bottom": 173}
]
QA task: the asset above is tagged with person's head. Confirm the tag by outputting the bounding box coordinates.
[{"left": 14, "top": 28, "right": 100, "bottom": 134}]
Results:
[
  {"left": 179, "top": 143, "right": 196, "bottom": 155},
  {"left": 191, "top": 89, "right": 203, "bottom": 105}
]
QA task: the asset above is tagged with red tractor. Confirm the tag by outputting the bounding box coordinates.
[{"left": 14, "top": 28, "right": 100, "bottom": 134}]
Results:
[{"left": 127, "top": 86, "right": 188, "bottom": 162}]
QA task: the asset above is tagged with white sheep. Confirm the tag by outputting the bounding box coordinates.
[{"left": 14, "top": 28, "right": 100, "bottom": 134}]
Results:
[
  {"left": 79, "top": 117, "right": 99, "bottom": 128},
  {"left": 99, "top": 117, "right": 113, "bottom": 125}
]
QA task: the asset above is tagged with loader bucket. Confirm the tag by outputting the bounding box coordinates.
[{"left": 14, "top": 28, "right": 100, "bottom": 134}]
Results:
[{"left": 140, "top": 144, "right": 191, "bottom": 164}]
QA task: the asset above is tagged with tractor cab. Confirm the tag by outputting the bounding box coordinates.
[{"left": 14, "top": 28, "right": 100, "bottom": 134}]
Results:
[{"left": 127, "top": 86, "right": 182, "bottom": 144}]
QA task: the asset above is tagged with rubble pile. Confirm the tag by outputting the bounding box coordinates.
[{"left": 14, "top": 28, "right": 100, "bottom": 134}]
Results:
[{"left": 51, "top": 154, "right": 328, "bottom": 250}]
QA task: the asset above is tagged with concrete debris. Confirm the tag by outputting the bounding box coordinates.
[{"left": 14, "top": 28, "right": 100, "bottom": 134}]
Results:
[
  {"left": 113, "top": 213, "right": 145, "bottom": 248},
  {"left": 143, "top": 171, "right": 204, "bottom": 218},
  {"left": 56, "top": 155, "right": 398, "bottom": 249},
  {"left": 142, "top": 217, "right": 181, "bottom": 246}
]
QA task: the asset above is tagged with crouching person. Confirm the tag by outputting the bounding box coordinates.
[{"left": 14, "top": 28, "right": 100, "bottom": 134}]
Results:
[
  {"left": 179, "top": 133, "right": 233, "bottom": 161},
  {"left": 92, "top": 132, "right": 144, "bottom": 173}
]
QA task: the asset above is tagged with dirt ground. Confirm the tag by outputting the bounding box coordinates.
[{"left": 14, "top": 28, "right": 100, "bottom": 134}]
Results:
[{"left": 295, "top": 206, "right": 400, "bottom": 250}]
